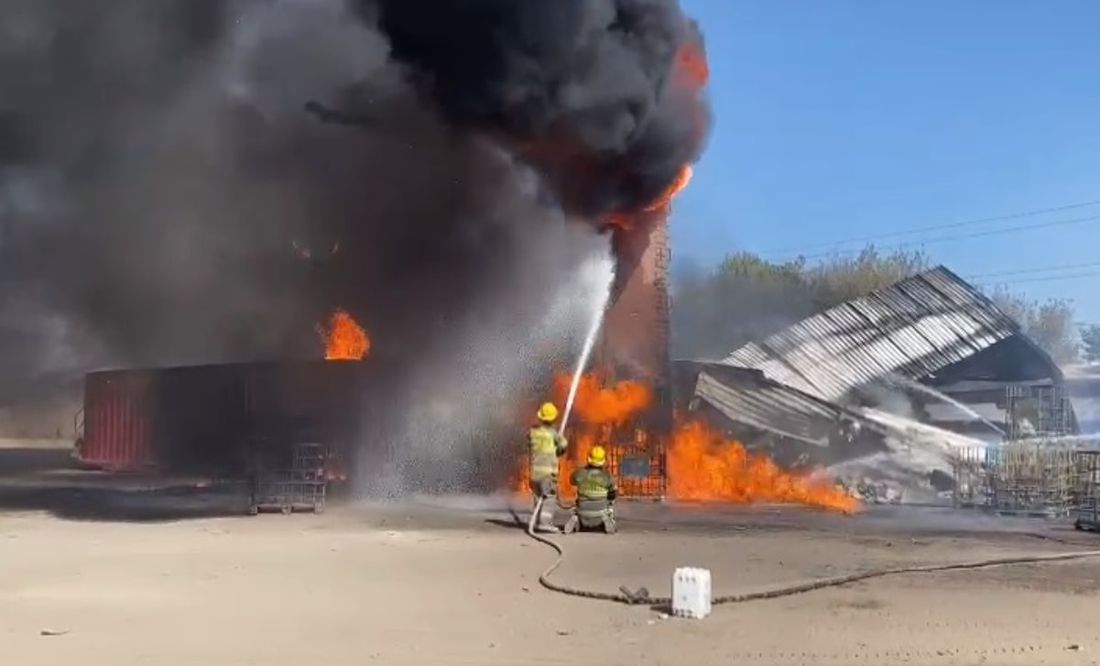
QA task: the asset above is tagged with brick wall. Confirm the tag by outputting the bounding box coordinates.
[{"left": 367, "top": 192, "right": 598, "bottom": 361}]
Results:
[{"left": 599, "top": 209, "right": 672, "bottom": 431}]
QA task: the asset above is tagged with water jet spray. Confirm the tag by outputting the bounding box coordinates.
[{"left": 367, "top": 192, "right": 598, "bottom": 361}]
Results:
[{"left": 561, "top": 266, "right": 616, "bottom": 432}]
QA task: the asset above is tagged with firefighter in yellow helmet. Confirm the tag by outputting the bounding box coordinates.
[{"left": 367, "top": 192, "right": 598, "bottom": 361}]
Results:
[
  {"left": 527, "top": 402, "right": 567, "bottom": 533},
  {"left": 563, "top": 445, "right": 618, "bottom": 534}
]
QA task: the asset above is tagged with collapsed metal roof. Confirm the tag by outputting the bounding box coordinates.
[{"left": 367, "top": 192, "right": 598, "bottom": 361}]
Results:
[
  {"left": 721, "top": 266, "right": 1023, "bottom": 402},
  {"left": 686, "top": 362, "right": 858, "bottom": 446}
]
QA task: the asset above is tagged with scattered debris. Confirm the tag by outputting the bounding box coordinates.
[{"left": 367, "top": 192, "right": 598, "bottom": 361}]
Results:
[
  {"left": 618, "top": 585, "right": 650, "bottom": 604},
  {"left": 837, "top": 477, "right": 904, "bottom": 505}
]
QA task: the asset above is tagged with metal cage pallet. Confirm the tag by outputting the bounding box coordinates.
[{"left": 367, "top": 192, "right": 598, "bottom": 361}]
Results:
[
  {"left": 1004, "top": 385, "right": 1075, "bottom": 439},
  {"left": 1074, "top": 451, "right": 1100, "bottom": 531},
  {"left": 249, "top": 442, "right": 329, "bottom": 515},
  {"left": 954, "top": 445, "right": 1100, "bottom": 522},
  {"left": 565, "top": 424, "right": 666, "bottom": 499}
]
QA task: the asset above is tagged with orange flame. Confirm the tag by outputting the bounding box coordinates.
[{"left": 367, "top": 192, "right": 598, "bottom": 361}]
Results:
[
  {"left": 644, "top": 164, "right": 693, "bottom": 213},
  {"left": 674, "top": 41, "right": 710, "bottom": 88},
  {"left": 551, "top": 373, "right": 653, "bottom": 427},
  {"left": 509, "top": 376, "right": 857, "bottom": 514},
  {"left": 668, "top": 421, "right": 859, "bottom": 514},
  {"left": 512, "top": 373, "right": 652, "bottom": 499},
  {"left": 603, "top": 164, "right": 694, "bottom": 231},
  {"left": 510, "top": 456, "right": 531, "bottom": 497},
  {"left": 551, "top": 373, "right": 652, "bottom": 498},
  {"left": 317, "top": 309, "right": 371, "bottom": 361}
]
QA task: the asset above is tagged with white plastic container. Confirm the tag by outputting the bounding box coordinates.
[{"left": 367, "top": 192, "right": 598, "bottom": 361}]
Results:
[{"left": 671, "top": 567, "right": 712, "bottom": 619}]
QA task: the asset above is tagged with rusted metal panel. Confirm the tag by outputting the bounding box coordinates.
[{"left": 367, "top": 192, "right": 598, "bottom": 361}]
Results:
[
  {"left": 78, "top": 361, "right": 370, "bottom": 473},
  {"left": 80, "top": 370, "right": 156, "bottom": 471},
  {"left": 695, "top": 367, "right": 847, "bottom": 446}
]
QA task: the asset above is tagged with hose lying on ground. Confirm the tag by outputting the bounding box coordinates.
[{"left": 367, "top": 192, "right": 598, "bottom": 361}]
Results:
[{"left": 525, "top": 496, "right": 1100, "bottom": 607}]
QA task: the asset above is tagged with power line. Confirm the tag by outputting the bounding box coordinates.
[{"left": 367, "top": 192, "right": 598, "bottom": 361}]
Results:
[
  {"left": 975, "top": 269, "right": 1100, "bottom": 287},
  {"left": 966, "top": 260, "right": 1100, "bottom": 280},
  {"left": 760, "top": 198, "right": 1100, "bottom": 257},
  {"left": 783, "top": 213, "right": 1100, "bottom": 262}
]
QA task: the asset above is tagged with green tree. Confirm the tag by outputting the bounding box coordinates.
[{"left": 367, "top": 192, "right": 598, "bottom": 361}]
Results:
[
  {"left": 672, "top": 246, "right": 1079, "bottom": 364},
  {"left": 988, "top": 287, "right": 1079, "bottom": 364},
  {"left": 804, "top": 246, "right": 930, "bottom": 308},
  {"left": 672, "top": 247, "right": 929, "bottom": 358},
  {"left": 670, "top": 252, "right": 813, "bottom": 358},
  {"left": 1081, "top": 324, "right": 1100, "bottom": 363}
]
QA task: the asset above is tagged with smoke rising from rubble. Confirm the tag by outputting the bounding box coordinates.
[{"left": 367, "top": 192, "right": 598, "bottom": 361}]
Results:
[{"left": 0, "top": 0, "right": 709, "bottom": 490}]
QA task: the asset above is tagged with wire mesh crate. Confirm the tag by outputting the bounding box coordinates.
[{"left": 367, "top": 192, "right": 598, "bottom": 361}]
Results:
[
  {"left": 951, "top": 446, "right": 992, "bottom": 508},
  {"left": 1073, "top": 450, "right": 1100, "bottom": 531},
  {"left": 249, "top": 442, "right": 329, "bottom": 515},
  {"left": 981, "top": 444, "right": 1073, "bottom": 517},
  {"left": 1004, "top": 385, "right": 1074, "bottom": 439},
  {"left": 556, "top": 423, "right": 667, "bottom": 500},
  {"left": 608, "top": 427, "right": 666, "bottom": 499},
  {"left": 988, "top": 443, "right": 1076, "bottom": 517},
  {"left": 952, "top": 443, "right": 1083, "bottom": 517}
]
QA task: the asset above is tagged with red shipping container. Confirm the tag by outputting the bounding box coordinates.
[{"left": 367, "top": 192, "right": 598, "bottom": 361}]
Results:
[
  {"left": 79, "top": 370, "right": 156, "bottom": 471},
  {"left": 77, "top": 362, "right": 372, "bottom": 473}
]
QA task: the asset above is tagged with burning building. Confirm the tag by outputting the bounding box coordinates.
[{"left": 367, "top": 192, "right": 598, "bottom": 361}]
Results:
[
  {"left": 14, "top": 1, "right": 713, "bottom": 501},
  {"left": 681, "top": 265, "right": 1078, "bottom": 501}
]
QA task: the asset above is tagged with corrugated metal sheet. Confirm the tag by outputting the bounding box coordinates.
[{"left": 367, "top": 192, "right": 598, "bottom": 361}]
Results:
[
  {"left": 80, "top": 371, "right": 156, "bottom": 471},
  {"left": 723, "top": 266, "right": 1021, "bottom": 401},
  {"left": 691, "top": 364, "right": 853, "bottom": 446},
  {"left": 78, "top": 361, "right": 370, "bottom": 472}
]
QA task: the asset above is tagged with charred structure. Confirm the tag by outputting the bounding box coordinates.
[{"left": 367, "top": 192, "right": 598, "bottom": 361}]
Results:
[{"left": 681, "top": 266, "right": 1080, "bottom": 502}]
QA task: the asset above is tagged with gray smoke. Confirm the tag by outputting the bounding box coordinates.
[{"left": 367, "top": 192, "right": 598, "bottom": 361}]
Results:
[{"left": 0, "top": 0, "right": 709, "bottom": 489}]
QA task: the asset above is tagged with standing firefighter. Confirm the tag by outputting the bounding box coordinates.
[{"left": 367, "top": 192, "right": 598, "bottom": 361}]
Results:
[
  {"left": 564, "top": 445, "right": 618, "bottom": 534},
  {"left": 528, "top": 402, "right": 567, "bottom": 533}
]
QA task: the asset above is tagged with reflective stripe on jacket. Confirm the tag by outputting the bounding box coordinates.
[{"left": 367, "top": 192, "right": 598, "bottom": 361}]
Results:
[
  {"left": 571, "top": 467, "right": 616, "bottom": 517},
  {"left": 528, "top": 426, "right": 565, "bottom": 480}
]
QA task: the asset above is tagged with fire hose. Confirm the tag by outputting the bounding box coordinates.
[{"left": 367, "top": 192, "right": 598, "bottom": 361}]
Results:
[{"left": 525, "top": 496, "right": 1100, "bottom": 608}]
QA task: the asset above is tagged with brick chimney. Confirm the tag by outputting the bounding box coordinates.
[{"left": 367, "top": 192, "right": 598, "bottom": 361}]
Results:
[{"left": 599, "top": 209, "right": 672, "bottom": 433}]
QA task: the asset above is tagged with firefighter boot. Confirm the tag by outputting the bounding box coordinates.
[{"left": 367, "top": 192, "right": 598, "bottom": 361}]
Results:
[{"left": 602, "top": 512, "right": 617, "bottom": 534}]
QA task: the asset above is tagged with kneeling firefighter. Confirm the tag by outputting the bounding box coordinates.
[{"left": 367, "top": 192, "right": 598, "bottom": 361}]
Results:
[
  {"left": 528, "top": 402, "right": 567, "bottom": 533},
  {"left": 564, "top": 445, "right": 618, "bottom": 534}
]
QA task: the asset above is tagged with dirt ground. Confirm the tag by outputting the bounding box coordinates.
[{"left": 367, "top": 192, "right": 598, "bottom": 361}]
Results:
[{"left": 3, "top": 441, "right": 1100, "bottom": 666}]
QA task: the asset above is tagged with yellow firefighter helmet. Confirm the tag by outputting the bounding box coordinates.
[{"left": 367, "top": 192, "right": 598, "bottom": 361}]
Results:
[
  {"left": 587, "top": 445, "right": 607, "bottom": 468},
  {"left": 536, "top": 402, "right": 559, "bottom": 423}
]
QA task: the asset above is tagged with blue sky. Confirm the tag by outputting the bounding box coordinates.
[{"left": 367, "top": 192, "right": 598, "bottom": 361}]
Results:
[{"left": 673, "top": 0, "right": 1100, "bottom": 322}]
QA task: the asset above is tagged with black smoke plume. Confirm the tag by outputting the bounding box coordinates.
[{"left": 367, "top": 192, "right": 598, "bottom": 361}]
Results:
[
  {"left": 0, "top": 0, "right": 709, "bottom": 486},
  {"left": 358, "top": 0, "right": 708, "bottom": 218}
]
